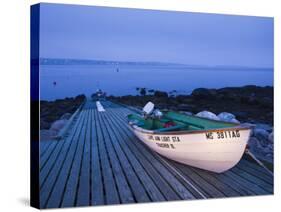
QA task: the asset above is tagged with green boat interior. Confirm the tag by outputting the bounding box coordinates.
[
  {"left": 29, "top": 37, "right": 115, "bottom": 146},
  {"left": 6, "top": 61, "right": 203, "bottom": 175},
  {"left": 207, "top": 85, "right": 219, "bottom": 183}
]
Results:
[{"left": 127, "top": 111, "right": 238, "bottom": 132}]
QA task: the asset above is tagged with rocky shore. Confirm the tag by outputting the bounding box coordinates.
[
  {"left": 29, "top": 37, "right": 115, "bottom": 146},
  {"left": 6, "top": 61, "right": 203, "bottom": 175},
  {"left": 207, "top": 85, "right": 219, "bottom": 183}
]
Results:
[
  {"left": 40, "top": 94, "right": 85, "bottom": 140},
  {"left": 109, "top": 85, "right": 273, "bottom": 124},
  {"left": 109, "top": 85, "right": 274, "bottom": 163}
]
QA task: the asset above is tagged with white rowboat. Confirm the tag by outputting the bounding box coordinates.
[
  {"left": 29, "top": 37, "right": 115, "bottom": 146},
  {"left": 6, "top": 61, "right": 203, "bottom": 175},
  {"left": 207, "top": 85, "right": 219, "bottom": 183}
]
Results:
[{"left": 128, "top": 110, "right": 252, "bottom": 173}]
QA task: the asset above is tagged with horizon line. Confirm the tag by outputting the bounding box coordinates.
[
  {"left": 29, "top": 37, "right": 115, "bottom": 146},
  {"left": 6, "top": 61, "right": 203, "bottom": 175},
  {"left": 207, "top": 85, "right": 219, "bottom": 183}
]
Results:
[{"left": 39, "top": 57, "right": 274, "bottom": 70}]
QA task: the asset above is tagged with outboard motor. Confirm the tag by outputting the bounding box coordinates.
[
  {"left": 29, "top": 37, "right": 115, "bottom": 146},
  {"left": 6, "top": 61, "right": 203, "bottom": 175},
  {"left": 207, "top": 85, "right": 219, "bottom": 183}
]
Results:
[{"left": 142, "top": 102, "right": 154, "bottom": 119}]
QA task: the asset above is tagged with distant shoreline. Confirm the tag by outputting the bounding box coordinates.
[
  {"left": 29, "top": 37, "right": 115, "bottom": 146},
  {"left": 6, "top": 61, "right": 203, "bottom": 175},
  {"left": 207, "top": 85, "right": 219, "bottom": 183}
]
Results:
[
  {"left": 38, "top": 58, "right": 273, "bottom": 71},
  {"left": 40, "top": 85, "right": 274, "bottom": 102}
]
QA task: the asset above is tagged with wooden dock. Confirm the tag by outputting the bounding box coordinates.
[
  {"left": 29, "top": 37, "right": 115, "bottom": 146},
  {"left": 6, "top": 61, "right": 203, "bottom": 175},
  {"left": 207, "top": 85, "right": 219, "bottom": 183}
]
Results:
[{"left": 39, "top": 100, "right": 273, "bottom": 208}]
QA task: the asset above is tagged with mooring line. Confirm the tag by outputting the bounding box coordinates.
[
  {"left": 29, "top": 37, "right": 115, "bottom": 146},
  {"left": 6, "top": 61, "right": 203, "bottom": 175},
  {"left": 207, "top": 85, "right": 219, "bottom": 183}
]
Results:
[
  {"left": 245, "top": 149, "right": 273, "bottom": 176},
  {"left": 154, "top": 153, "right": 207, "bottom": 199}
]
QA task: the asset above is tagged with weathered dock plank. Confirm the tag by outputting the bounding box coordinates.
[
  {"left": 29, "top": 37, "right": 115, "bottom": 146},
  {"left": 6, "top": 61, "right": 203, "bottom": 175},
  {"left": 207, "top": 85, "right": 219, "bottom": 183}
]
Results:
[
  {"left": 40, "top": 111, "right": 84, "bottom": 184},
  {"left": 39, "top": 100, "right": 273, "bottom": 208},
  {"left": 61, "top": 110, "right": 90, "bottom": 207},
  {"left": 76, "top": 109, "right": 92, "bottom": 206},
  {"left": 104, "top": 111, "right": 166, "bottom": 201},
  {"left": 40, "top": 140, "right": 54, "bottom": 157},
  {"left": 101, "top": 112, "right": 151, "bottom": 202},
  {"left": 40, "top": 141, "right": 59, "bottom": 170},
  {"left": 91, "top": 109, "right": 105, "bottom": 205},
  {"left": 231, "top": 166, "right": 273, "bottom": 193},
  {"left": 94, "top": 109, "right": 120, "bottom": 205},
  {"left": 97, "top": 110, "right": 135, "bottom": 204},
  {"left": 237, "top": 160, "right": 273, "bottom": 184},
  {"left": 43, "top": 110, "right": 87, "bottom": 208}
]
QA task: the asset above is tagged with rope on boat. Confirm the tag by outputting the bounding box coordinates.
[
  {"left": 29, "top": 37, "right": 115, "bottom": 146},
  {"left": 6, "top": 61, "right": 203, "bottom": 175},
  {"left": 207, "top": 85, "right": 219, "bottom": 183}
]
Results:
[
  {"left": 245, "top": 149, "right": 273, "bottom": 176},
  {"left": 155, "top": 153, "right": 207, "bottom": 199}
]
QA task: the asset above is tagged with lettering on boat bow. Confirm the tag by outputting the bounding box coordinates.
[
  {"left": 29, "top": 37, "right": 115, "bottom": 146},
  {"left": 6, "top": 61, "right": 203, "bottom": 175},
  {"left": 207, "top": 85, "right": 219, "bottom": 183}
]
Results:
[
  {"left": 205, "top": 130, "right": 241, "bottom": 140},
  {"left": 148, "top": 135, "right": 181, "bottom": 142},
  {"left": 147, "top": 135, "right": 180, "bottom": 149}
]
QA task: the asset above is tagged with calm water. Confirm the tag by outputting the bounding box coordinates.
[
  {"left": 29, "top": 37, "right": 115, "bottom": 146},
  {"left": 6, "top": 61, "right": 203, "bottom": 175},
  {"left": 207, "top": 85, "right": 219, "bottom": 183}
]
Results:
[{"left": 40, "top": 64, "right": 273, "bottom": 100}]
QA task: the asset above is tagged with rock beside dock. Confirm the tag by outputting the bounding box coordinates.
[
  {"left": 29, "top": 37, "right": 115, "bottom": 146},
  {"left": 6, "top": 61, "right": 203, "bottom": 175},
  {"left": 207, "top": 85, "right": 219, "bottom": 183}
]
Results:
[
  {"left": 217, "top": 112, "right": 240, "bottom": 124},
  {"left": 248, "top": 129, "right": 273, "bottom": 163},
  {"left": 196, "top": 111, "right": 220, "bottom": 121},
  {"left": 40, "top": 94, "right": 85, "bottom": 140}
]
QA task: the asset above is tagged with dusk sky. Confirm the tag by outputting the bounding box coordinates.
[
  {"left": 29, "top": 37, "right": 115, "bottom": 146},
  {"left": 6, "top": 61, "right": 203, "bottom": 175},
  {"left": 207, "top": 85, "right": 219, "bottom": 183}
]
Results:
[{"left": 39, "top": 3, "right": 273, "bottom": 67}]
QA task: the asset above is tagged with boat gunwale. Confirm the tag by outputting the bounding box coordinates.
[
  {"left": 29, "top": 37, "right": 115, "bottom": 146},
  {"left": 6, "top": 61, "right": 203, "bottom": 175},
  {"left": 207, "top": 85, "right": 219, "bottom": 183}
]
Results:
[
  {"left": 129, "top": 123, "right": 252, "bottom": 135},
  {"left": 129, "top": 110, "right": 245, "bottom": 126},
  {"left": 164, "top": 110, "right": 241, "bottom": 126}
]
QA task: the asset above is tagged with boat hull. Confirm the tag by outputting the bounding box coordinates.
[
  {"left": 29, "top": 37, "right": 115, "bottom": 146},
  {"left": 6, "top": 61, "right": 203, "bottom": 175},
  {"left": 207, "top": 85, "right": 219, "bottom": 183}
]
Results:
[{"left": 130, "top": 126, "right": 251, "bottom": 173}]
